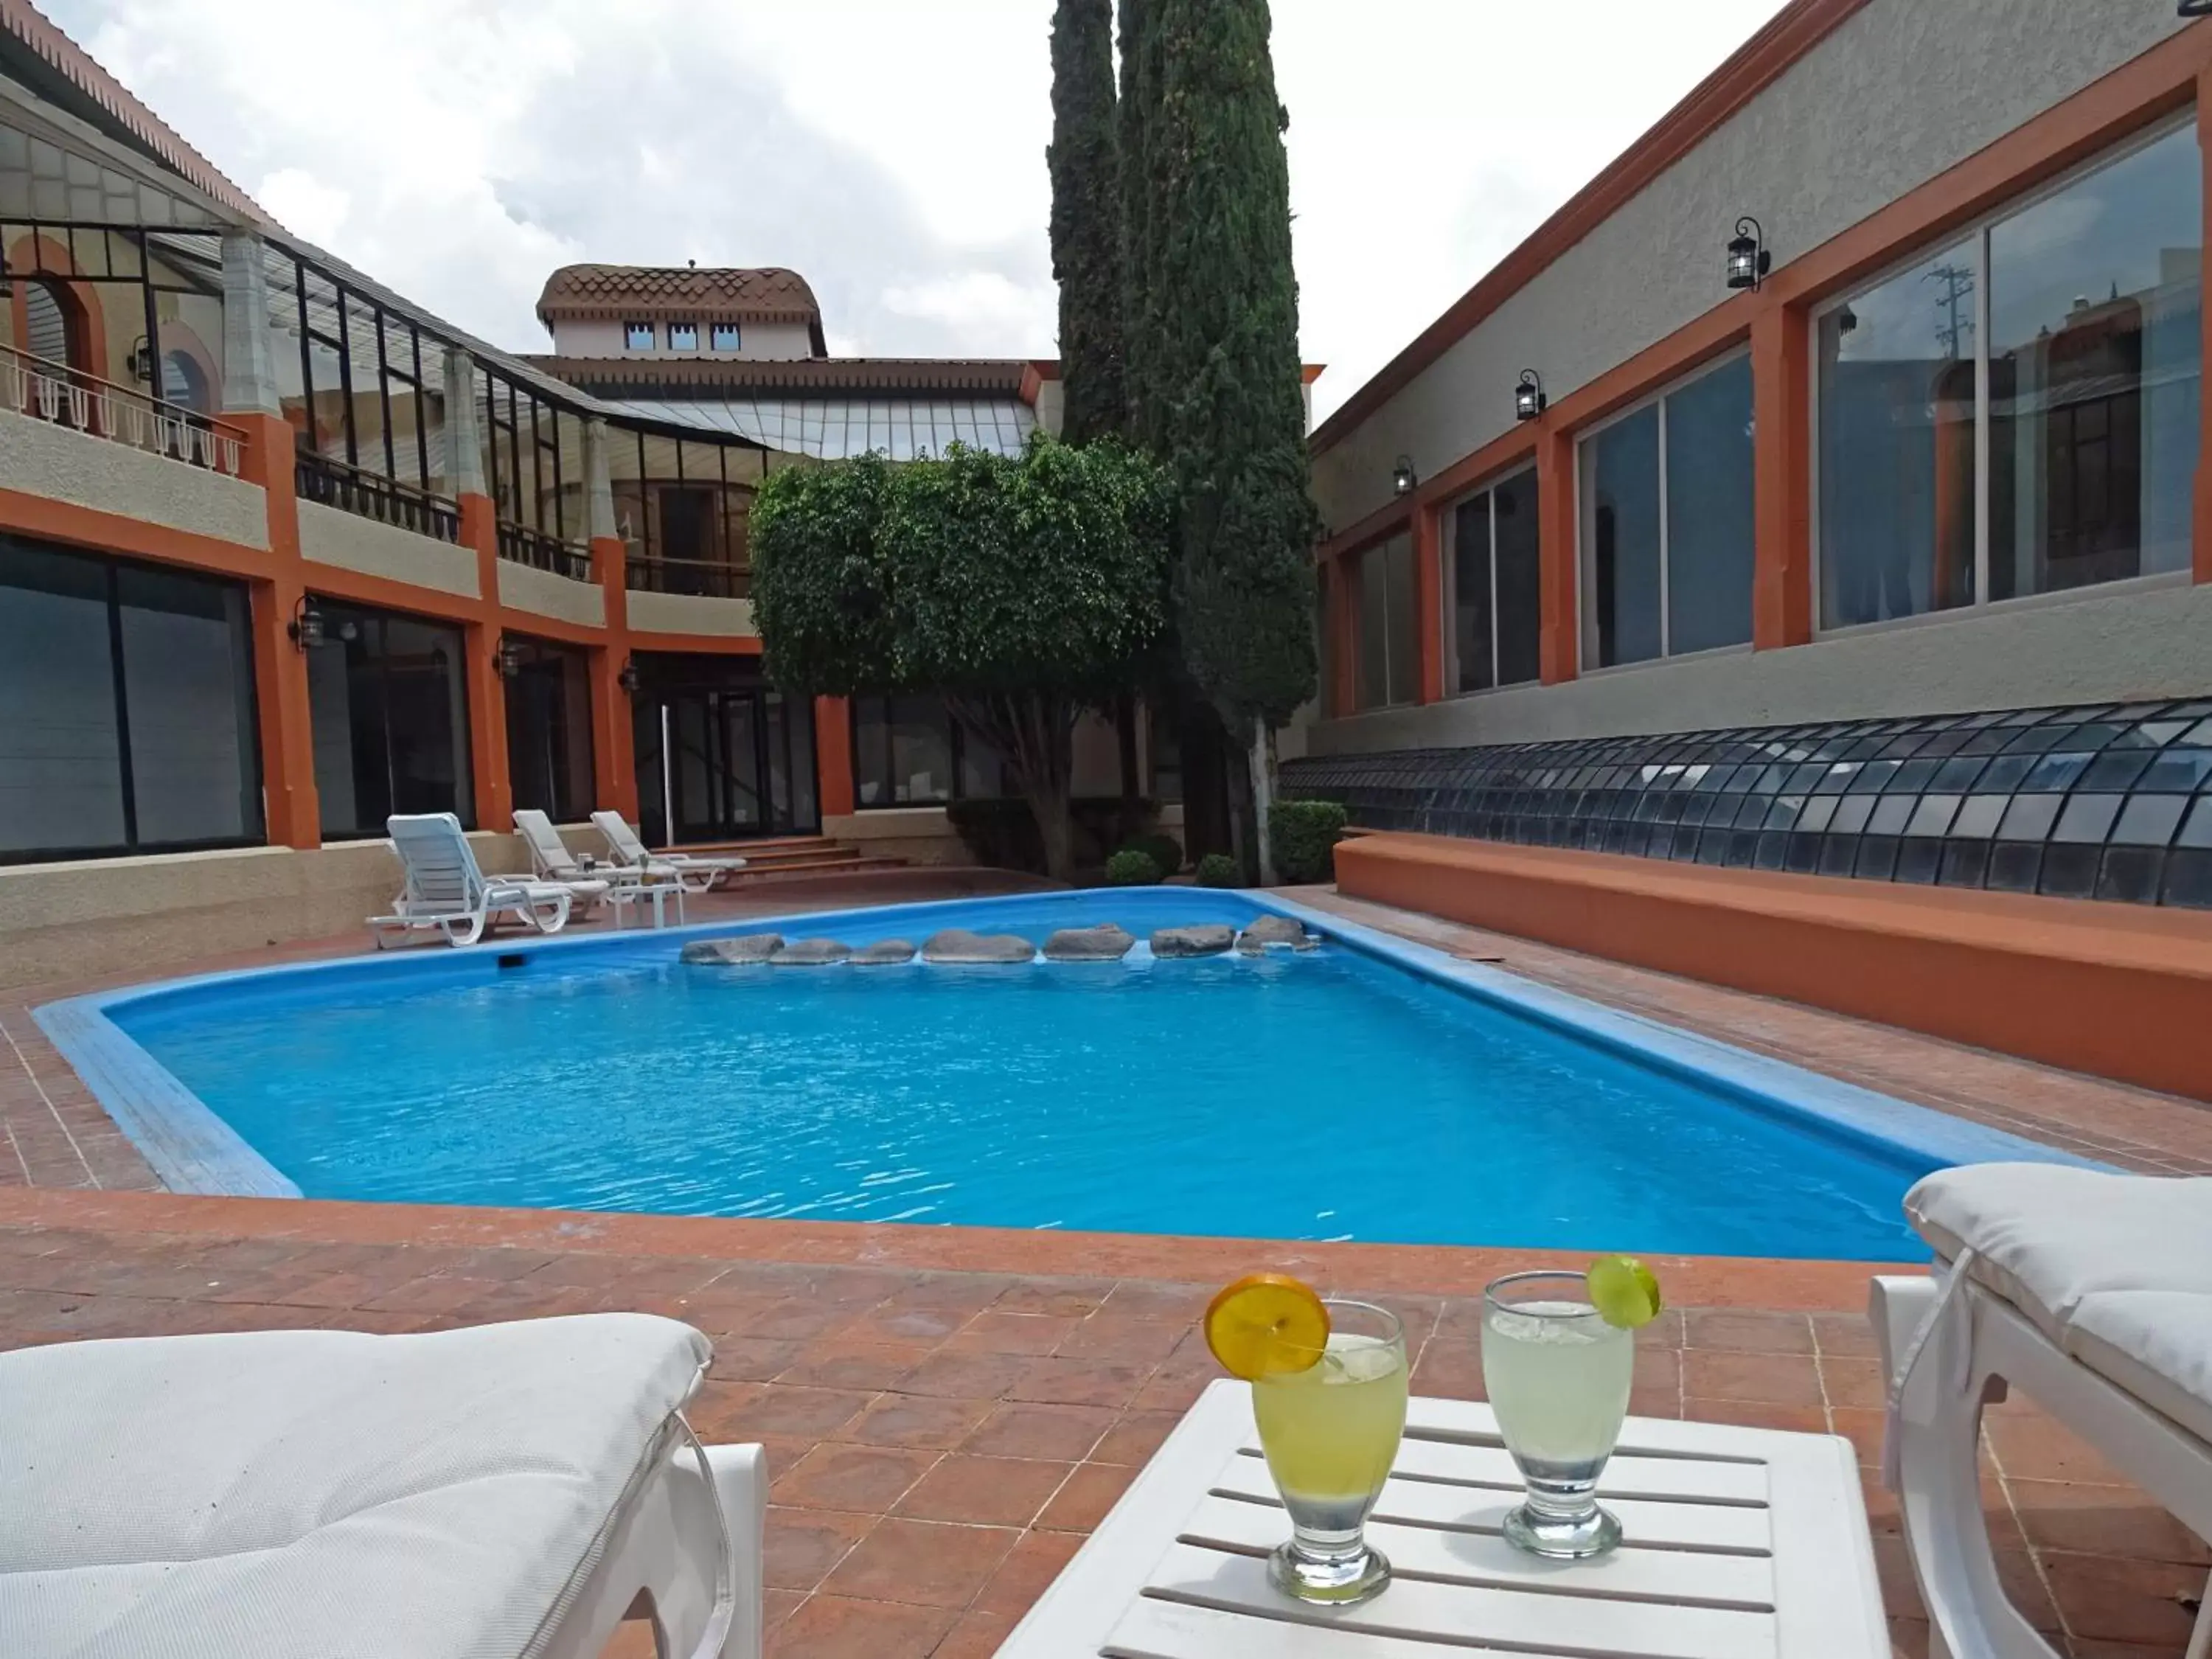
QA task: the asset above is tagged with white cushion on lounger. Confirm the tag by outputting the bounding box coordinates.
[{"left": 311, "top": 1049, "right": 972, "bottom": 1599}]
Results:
[
  {"left": 2067, "top": 1291, "right": 2212, "bottom": 1446},
  {"left": 0, "top": 1313, "right": 710, "bottom": 1659},
  {"left": 1903, "top": 1164, "right": 2212, "bottom": 1344}
]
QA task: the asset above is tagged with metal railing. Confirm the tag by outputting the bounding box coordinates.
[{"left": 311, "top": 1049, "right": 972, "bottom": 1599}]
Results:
[
  {"left": 295, "top": 451, "right": 461, "bottom": 543},
  {"left": 625, "top": 553, "right": 751, "bottom": 599},
  {"left": 497, "top": 520, "right": 594, "bottom": 582},
  {"left": 1, "top": 343, "right": 246, "bottom": 476}
]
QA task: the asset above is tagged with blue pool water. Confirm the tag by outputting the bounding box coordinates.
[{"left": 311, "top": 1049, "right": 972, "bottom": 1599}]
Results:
[{"left": 91, "top": 891, "right": 1972, "bottom": 1259}]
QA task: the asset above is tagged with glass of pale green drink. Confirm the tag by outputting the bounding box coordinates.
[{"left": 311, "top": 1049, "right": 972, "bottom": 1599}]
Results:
[{"left": 1481, "top": 1270, "right": 1635, "bottom": 1558}]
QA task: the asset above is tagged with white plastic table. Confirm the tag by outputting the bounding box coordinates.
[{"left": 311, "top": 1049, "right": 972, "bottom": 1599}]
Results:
[
  {"left": 608, "top": 880, "right": 686, "bottom": 930},
  {"left": 996, "top": 1377, "right": 1886, "bottom": 1659}
]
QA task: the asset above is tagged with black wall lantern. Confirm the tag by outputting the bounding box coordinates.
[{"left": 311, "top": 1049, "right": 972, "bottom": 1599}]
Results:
[
  {"left": 287, "top": 594, "right": 325, "bottom": 650},
  {"left": 495, "top": 634, "right": 526, "bottom": 680},
  {"left": 1726, "top": 216, "right": 1771, "bottom": 291},
  {"left": 1514, "top": 370, "right": 1546, "bottom": 422},
  {"left": 616, "top": 658, "right": 641, "bottom": 696},
  {"left": 1391, "top": 454, "right": 1416, "bottom": 497}
]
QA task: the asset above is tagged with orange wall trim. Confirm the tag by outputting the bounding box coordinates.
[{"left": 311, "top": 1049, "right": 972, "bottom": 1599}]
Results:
[
  {"left": 1334, "top": 832, "right": 2212, "bottom": 1103},
  {"left": 0, "top": 488, "right": 276, "bottom": 582}
]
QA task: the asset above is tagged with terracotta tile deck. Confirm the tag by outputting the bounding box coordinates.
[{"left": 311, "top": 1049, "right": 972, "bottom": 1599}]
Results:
[
  {"left": 3, "top": 872, "right": 2210, "bottom": 1655},
  {"left": 0, "top": 1188, "right": 2200, "bottom": 1659}
]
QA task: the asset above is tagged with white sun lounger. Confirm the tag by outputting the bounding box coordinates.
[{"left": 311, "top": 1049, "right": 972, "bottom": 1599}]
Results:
[
  {"left": 0, "top": 1313, "right": 766, "bottom": 1659},
  {"left": 369, "top": 811, "right": 577, "bottom": 947},
  {"left": 1873, "top": 1164, "right": 2212, "bottom": 1659},
  {"left": 592, "top": 810, "right": 748, "bottom": 894},
  {"left": 512, "top": 808, "right": 619, "bottom": 912}
]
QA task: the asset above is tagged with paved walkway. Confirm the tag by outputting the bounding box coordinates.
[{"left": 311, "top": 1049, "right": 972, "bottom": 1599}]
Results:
[{"left": 2, "top": 874, "right": 2208, "bottom": 1655}]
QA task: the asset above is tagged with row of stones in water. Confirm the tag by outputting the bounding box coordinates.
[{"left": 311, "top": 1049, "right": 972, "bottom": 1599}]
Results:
[{"left": 678, "top": 914, "right": 1318, "bottom": 968}]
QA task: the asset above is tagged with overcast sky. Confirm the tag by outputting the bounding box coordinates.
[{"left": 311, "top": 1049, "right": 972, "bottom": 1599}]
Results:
[{"left": 49, "top": 0, "right": 1788, "bottom": 421}]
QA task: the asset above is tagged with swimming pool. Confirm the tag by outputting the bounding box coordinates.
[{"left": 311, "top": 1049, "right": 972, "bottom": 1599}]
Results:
[{"left": 41, "top": 889, "right": 2087, "bottom": 1259}]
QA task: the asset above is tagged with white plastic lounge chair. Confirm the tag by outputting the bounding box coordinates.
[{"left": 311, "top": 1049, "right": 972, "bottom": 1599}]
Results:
[
  {"left": 592, "top": 810, "right": 748, "bottom": 894},
  {"left": 1873, "top": 1164, "right": 2212, "bottom": 1659},
  {"left": 512, "top": 807, "right": 618, "bottom": 912},
  {"left": 0, "top": 1312, "right": 766, "bottom": 1659},
  {"left": 369, "top": 811, "right": 576, "bottom": 947}
]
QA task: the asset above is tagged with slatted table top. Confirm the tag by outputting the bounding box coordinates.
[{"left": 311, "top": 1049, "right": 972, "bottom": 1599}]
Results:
[{"left": 996, "top": 1377, "right": 1886, "bottom": 1659}]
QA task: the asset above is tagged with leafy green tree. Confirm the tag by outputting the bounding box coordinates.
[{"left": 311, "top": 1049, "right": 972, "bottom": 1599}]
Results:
[
  {"left": 751, "top": 439, "right": 1172, "bottom": 879},
  {"left": 1048, "top": 0, "right": 1126, "bottom": 444}
]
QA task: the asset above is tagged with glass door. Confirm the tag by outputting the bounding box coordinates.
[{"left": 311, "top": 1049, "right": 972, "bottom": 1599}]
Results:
[{"left": 631, "top": 657, "right": 821, "bottom": 845}]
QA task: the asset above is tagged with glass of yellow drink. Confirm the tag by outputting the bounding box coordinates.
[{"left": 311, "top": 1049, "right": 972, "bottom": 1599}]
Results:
[
  {"left": 1482, "top": 1270, "right": 1635, "bottom": 1558},
  {"left": 1251, "top": 1298, "right": 1408, "bottom": 1603}
]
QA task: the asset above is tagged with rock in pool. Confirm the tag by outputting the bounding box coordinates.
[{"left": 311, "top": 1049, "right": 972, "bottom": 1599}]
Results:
[
  {"left": 922, "top": 928, "right": 1035, "bottom": 964},
  {"left": 769, "top": 938, "right": 851, "bottom": 966},
  {"left": 850, "top": 939, "right": 917, "bottom": 965},
  {"left": 680, "top": 933, "right": 782, "bottom": 965},
  {"left": 1237, "top": 914, "right": 1315, "bottom": 953},
  {"left": 1150, "top": 923, "right": 1235, "bottom": 959},
  {"left": 1043, "top": 922, "right": 1136, "bottom": 961}
]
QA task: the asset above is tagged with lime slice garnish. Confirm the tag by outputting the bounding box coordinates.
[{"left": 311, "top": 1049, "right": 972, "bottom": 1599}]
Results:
[
  {"left": 1587, "top": 1254, "right": 1664, "bottom": 1329},
  {"left": 1204, "top": 1273, "right": 1330, "bottom": 1379}
]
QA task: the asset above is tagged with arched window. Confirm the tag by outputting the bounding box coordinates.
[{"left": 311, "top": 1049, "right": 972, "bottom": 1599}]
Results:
[
  {"left": 22, "top": 279, "right": 75, "bottom": 368},
  {"left": 161, "top": 349, "right": 210, "bottom": 414}
]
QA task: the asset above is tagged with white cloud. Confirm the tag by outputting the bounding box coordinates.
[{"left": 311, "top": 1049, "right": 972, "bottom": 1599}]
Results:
[{"left": 42, "top": 0, "right": 1787, "bottom": 414}]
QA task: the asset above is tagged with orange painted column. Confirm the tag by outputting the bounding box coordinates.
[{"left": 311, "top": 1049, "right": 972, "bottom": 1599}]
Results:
[
  {"left": 588, "top": 533, "right": 640, "bottom": 819},
  {"left": 815, "top": 695, "right": 855, "bottom": 818},
  {"left": 234, "top": 411, "right": 319, "bottom": 849},
  {"left": 1534, "top": 425, "right": 1578, "bottom": 685},
  {"left": 1750, "top": 303, "right": 1815, "bottom": 646},
  {"left": 1411, "top": 503, "right": 1444, "bottom": 703},
  {"left": 458, "top": 493, "right": 512, "bottom": 831},
  {"left": 2197, "top": 66, "right": 2212, "bottom": 584}
]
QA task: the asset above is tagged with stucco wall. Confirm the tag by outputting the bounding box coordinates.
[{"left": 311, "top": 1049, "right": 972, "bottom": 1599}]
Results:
[
  {"left": 626, "top": 587, "right": 757, "bottom": 637},
  {"left": 298, "top": 500, "right": 479, "bottom": 599},
  {"left": 1312, "top": 0, "right": 2187, "bottom": 529},
  {"left": 497, "top": 557, "right": 605, "bottom": 628},
  {"left": 0, "top": 827, "right": 621, "bottom": 993},
  {"left": 824, "top": 807, "right": 969, "bottom": 866},
  {"left": 0, "top": 406, "right": 268, "bottom": 549},
  {"left": 1307, "top": 580, "right": 2212, "bottom": 756}
]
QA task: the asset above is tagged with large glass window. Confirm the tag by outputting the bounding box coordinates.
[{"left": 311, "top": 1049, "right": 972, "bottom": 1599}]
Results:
[
  {"left": 1819, "top": 121, "right": 2199, "bottom": 628},
  {"left": 0, "top": 536, "right": 261, "bottom": 862},
  {"left": 1581, "top": 353, "right": 1753, "bottom": 667},
  {"left": 502, "top": 638, "right": 596, "bottom": 823},
  {"left": 271, "top": 251, "right": 453, "bottom": 537},
  {"left": 307, "top": 600, "right": 473, "bottom": 838},
  {"left": 1448, "top": 465, "right": 1541, "bottom": 694},
  {"left": 611, "top": 425, "right": 768, "bottom": 599},
  {"left": 851, "top": 695, "right": 1010, "bottom": 806},
  {"left": 1354, "top": 532, "right": 1416, "bottom": 710}
]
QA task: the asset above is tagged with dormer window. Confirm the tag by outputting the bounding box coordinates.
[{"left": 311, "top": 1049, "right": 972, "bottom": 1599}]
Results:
[
  {"left": 711, "top": 321, "right": 741, "bottom": 352},
  {"left": 623, "top": 320, "right": 654, "bottom": 351},
  {"left": 668, "top": 321, "right": 699, "bottom": 352}
]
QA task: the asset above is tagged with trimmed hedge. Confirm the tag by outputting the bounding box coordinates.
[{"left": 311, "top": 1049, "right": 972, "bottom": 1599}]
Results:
[
  {"left": 1124, "top": 831, "right": 1183, "bottom": 875},
  {"left": 1194, "top": 852, "right": 1243, "bottom": 888},
  {"left": 1270, "top": 799, "right": 1349, "bottom": 884},
  {"left": 1103, "top": 848, "right": 1164, "bottom": 886}
]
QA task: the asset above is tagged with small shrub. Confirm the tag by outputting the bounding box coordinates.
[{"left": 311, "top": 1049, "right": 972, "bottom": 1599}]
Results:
[
  {"left": 1124, "top": 831, "right": 1183, "bottom": 874},
  {"left": 1270, "top": 799, "right": 1349, "bottom": 884},
  {"left": 1194, "top": 851, "right": 1242, "bottom": 888},
  {"left": 1104, "top": 848, "right": 1164, "bottom": 886}
]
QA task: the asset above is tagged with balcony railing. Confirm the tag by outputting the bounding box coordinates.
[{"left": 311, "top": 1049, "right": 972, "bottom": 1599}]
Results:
[
  {"left": 626, "top": 554, "right": 751, "bottom": 599},
  {"left": 1, "top": 343, "right": 245, "bottom": 476},
  {"left": 497, "top": 520, "right": 594, "bottom": 582},
  {"left": 295, "top": 451, "right": 461, "bottom": 543}
]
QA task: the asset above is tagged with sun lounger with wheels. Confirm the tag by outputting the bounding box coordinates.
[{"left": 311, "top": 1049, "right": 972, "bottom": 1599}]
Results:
[
  {"left": 0, "top": 1313, "right": 766, "bottom": 1659},
  {"left": 591, "top": 810, "right": 748, "bottom": 894},
  {"left": 369, "top": 811, "right": 580, "bottom": 947},
  {"left": 1874, "top": 1163, "right": 2212, "bottom": 1659}
]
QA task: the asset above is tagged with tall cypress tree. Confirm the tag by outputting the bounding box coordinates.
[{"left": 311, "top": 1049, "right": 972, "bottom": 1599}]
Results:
[
  {"left": 1116, "top": 0, "right": 1158, "bottom": 445},
  {"left": 1141, "top": 0, "right": 1319, "bottom": 732},
  {"left": 1047, "top": 0, "right": 1125, "bottom": 444}
]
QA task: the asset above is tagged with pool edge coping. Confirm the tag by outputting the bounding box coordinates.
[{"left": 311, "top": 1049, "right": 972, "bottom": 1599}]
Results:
[{"left": 34, "top": 886, "right": 2102, "bottom": 1208}]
